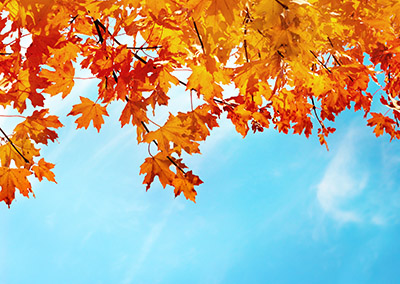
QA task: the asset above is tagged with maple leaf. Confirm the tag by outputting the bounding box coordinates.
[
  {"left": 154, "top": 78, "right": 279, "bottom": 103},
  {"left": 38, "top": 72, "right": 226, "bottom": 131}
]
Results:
[
  {"left": 32, "top": 158, "right": 57, "bottom": 183},
  {"left": 13, "top": 109, "right": 63, "bottom": 145},
  {"left": 143, "top": 114, "right": 200, "bottom": 155},
  {"left": 41, "top": 60, "right": 75, "bottom": 98},
  {"left": 0, "top": 138, "right": 40, "bottom": 168},
  {"left": 0, "top": 167, "right": 33, "bottom": 208},
  {"left": 367, "top": 112, "right": 398, "bottom": 139},
  {"left": 186, "top": 65, "right": 224, "bottom": 102},
  {"left": 68, "top": 96, "right": 109, "bottom": 132},
  {"left": 177, "top": 105, "right": 219, "bottom": 141},
  {"left": 139, "top": 152, "right": 175, "bottom": 190},
  {"left": 172, "top": 170, "right": 203, "bottom": 202}
]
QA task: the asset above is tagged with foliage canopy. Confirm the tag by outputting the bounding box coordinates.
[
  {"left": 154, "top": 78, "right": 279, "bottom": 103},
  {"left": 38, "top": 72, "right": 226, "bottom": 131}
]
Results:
[{"left": 1, "top": 0, "right": 400, "bottom": 207}]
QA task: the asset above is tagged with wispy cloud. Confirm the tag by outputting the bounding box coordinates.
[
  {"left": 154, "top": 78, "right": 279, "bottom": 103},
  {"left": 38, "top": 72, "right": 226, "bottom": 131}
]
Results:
[
  {"left": 122, "top": 203, "right": 175, "bottom": 284},
  {"left": 316, "top": 127, "right": 368, "bottom": 223}
]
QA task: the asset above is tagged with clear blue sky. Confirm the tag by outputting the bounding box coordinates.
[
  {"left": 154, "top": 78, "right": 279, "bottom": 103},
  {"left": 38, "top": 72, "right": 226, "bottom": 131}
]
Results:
[{"left": 1, "top": 72, "right": 400, "bottom": 284}]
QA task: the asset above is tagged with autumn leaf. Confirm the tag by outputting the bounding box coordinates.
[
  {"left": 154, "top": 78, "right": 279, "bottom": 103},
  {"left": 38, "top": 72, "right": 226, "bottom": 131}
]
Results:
[
  {"left": 367, "top": 112, "right": 398, "bottom": 139},
  {"left": 143, "top": 114, "right": 200, "bottom": 155},
  {"left": 139, "top": 152, "right": 175, "bottom": 190},
  {"left": 13, "top": 109, "right": 63, "bottom": 145},
  {"left": 32, "top": 158, "right": 57, "bottom": 183},
  {"left": 68, "top": 97, "right": 109, "bottom": 132},
  {"left": 172, "top": 170, "right": 203, "bottom": 202},
  {"left": 41, "top": 60, "right": 75, "bottom": 98},
  {"left": 0, "top": 167, "right": 32, "bottom": 208},
  {"left": 0, "top": 138, "right": 40, "bottom": 167}
]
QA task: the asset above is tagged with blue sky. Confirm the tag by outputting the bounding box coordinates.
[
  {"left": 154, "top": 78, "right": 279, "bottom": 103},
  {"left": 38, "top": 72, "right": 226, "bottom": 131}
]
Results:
[{"left": 1, "top": 70, "right": 400, "bottom": 284}]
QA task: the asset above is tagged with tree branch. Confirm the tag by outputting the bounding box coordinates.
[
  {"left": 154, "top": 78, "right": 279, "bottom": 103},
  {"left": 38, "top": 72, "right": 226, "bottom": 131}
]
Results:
[
  {"left": 192, "top": 19, "right": 205, "bottom": 54},
  {"left": 0, "top": 127, "right": 29, "bottom": 163},
  {"left": 310, "top": 97, "right": 325, "bottom": 129},
  {"left": 309, "top": 50, "right": 331, "bottom": 73},
  {"left": 127, "top": 46, "right": 162, "bottom": 50},
  {"left": 275, "top": 0, "right": 289, "bottom": 10}
]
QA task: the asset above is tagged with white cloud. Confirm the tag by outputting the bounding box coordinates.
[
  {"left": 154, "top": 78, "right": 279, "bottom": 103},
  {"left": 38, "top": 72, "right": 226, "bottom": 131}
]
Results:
[
  {"left": 371, "top": 215, "right": 386, "bottom": 226},
  {"left": 316, "top": 127, "right": 368, "bottom": 223}
]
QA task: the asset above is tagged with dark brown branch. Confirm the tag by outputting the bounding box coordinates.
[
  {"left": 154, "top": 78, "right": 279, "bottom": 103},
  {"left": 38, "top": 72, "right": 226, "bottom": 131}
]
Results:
[
  {"left": 327, "top": 37, "right": 334, "bottom": 48},
  {"left": 94, "top": 19, "right": 122, "bottom": 45},
  {"left": 243, "top": 8, "right": 251, "bottom": 63},
  {"left": 244, "top": 38, "right": 249, "bottom": 63},
  {"left": 275, "top": 0, "right": 289, "bottom": 9},
  {"left": 0, "top": 52, "right": 12, "bottom": 55},
  {"left": 310, "top": 97, "right": 325, "bottom": 129},
  {"left": 112, "top": 70, "right": 118, "bottom": 83},
  {"left": 69, "top": 15, "right": 78, "bottom": 24},
  {"left": 193, "top": 20, "right": 205, "bottom": 54},
  {"left": 331, "top": 54, "right": 341, "bottom": 66},
  {"left": 93, "top": 19, "right": 105, "bottom": 43},
  {"left": 309, "top": 50, "right": 331, "bottom": 73},
  {"left": 133, "top": 52, "right": 148, "bottom": 64},
  {"left": 127, "top": 46, "right": 162, "bottom": 50},
  {"left": 0, "top": 127, "right": 29, "bottom": 163}
]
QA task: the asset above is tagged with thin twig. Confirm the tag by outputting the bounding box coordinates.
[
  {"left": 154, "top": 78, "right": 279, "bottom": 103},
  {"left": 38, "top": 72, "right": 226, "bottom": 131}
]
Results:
[
  {"left": 133, "top": 52, "right": 147, "bottom": 64},
  {"left": 0, "top": 114, "right": 26, "bottom": 119},
  {"left": 69, "top": 15, "right": 78, "bottom": 24},
  {"left": 93, "top": 19, "right": 105, "bottom": 44},
  {"left": 327, "top": 37, "right": 334, "bottom": 48},
  {"left": 243, "top": 8, "right": 250, "bottom": 63},
  {"left": 310, "top": 50, "right": 331, "bottom": 73},
  {"left": 275, "top": 0, "right": 289, "bottom": 9},
  {"left": 244, "top": 38, "right": 249, "bottom": 63},
  {"left": 127, "top": 46, "right": 162, "bottom": 50},
  {"left": 0, "top": 127, "right": 29, "bottom": 163},
  {"left": 112, "top": 70, "right": 118, "bottom": 83},
  {"left": 331, "top": 54, "right": 341, "bottom": 66},
  {"left": 193, "top": 19, "right": 205, "bottom": 54},
  {"left": 310, "top": 97, "right": 325, "bottom": 129}
]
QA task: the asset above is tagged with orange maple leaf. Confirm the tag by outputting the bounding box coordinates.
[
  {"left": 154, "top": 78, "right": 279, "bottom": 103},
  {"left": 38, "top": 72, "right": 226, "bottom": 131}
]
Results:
[
  {"left": 32, "top": 158, "right": 56, "bottom": 183},
  {"left": 172, "top": 170, "right": 203, "bottom": 202},
  {"left": 68, "top": 96, "right": 109, "bottom": 132},
  {"left": 41, "top": 60, "right": 75, "bottom": 98},
  {"left": 0, "top": 167, "right": 33, "bottom": 208},
  {"left": 0, "top": 138, "right": 40, "bottom": 167},
  {"left": 367, "top": 112, "right": 398, "bottom": 139},
  {"left": 143, "top": 114, "right": 200, "bottom": 155},
  {"left": 13, "top": 109, "right": 63, "bottom": 145},
  {"left": 139, "top": 152, "right": 175, "bottom": 190}
]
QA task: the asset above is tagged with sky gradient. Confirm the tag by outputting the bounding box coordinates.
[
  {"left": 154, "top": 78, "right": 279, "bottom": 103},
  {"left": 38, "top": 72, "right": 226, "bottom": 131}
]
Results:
[{"left": 1, "top": 71, "right": 400, "bottom": 284}]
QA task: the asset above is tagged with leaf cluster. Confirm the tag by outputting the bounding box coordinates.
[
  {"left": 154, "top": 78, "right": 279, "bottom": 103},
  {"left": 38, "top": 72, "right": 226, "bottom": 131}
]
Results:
[{"left": 1, "top": 0, "right": 400, "bottom": 206}]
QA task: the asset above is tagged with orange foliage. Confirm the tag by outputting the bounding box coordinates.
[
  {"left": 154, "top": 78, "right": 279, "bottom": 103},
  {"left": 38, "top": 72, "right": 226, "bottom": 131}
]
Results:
[{"left": 1, "top": 0, "right": 400, "bottom": 206}]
